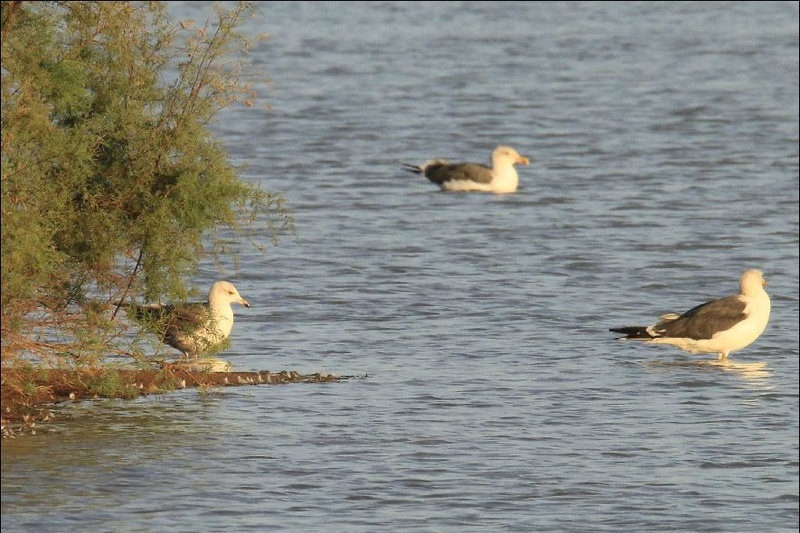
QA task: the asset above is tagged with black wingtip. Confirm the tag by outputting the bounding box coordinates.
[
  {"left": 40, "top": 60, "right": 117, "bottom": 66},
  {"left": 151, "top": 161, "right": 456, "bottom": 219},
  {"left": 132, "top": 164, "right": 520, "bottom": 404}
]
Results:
[
  {"left": 400, "top": 162, "right": 422, "bottom": 174},
  {"left": 609, "top": 326, "right": 652, "bottom": 339}
]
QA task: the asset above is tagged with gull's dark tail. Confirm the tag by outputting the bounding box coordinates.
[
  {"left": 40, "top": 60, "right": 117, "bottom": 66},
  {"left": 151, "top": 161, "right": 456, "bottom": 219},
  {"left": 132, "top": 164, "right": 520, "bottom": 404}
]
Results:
[
  {"left": 609, "top": 326, "right": 653, "bottom": 340},
  {"left": 400, "top": 162, "right": 423, "bottom": 175}
]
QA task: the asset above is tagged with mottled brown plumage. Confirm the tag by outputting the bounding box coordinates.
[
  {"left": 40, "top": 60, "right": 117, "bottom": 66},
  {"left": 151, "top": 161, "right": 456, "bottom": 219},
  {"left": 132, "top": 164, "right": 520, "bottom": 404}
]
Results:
[{"left": 121, "top": 281, "right": 250, "bottom": 357}]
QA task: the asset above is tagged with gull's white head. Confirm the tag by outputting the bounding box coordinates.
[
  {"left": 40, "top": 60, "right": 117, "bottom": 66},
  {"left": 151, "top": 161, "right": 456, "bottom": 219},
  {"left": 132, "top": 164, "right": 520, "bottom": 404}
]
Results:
[
  {"left": 492, "top": 146, "right": 530, "bottom": 167},
  {"left": 209, "top": 281, "right": 251, "bottom": 308},
  {"left": 740, "top": 269, "right": 766, "bottom": 296}
]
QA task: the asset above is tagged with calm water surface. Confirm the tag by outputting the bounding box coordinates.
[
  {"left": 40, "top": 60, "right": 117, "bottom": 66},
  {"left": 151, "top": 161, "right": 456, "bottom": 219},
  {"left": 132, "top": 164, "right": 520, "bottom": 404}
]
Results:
[{"left": 3, "top": 2, "right": 799, "bottom": 531}]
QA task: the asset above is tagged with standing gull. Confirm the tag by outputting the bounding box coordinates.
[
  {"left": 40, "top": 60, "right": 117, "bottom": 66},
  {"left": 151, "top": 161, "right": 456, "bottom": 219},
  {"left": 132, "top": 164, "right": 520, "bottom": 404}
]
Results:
[
  {"left": 609, "top": 269, "right": 770, "bottom": 360},
  {"left": 401, "top": 145, "right": 529, "bottom": 193},
  {"left": 120, "top": 281, "right": 250, "bottom": 357}
]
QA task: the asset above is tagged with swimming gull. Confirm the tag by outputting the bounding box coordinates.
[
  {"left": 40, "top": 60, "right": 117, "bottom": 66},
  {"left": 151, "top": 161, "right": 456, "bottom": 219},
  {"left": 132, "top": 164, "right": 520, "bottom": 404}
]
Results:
[
  {"left": 401, "top": 145, "right": 529, "bottom": 193},
  {"left": 121, "top": 280, "right": 250, "bottom": 357},
  {"left": 609, "top": 269, "right": 770, "bottom": 360}
]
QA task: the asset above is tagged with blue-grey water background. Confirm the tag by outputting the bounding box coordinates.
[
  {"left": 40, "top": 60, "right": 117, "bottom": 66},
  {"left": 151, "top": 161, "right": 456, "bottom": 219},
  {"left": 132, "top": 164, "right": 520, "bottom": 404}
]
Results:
[{"left": 2, "top": 1, "right": 798, "bottom": 531}]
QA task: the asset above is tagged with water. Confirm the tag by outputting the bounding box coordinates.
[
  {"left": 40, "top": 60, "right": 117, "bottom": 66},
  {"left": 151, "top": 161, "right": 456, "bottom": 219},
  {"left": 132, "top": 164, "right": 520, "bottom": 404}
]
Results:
[{"left": 3, "top": 2, "right": 798, "bottom": 531}]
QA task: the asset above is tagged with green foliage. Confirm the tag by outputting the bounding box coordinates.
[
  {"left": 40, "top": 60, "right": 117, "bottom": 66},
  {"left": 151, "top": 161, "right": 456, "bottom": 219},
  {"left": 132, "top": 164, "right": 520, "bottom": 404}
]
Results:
[
  {"left": 85, "top": 369, "right": 141, "bottom": 400},
  {"left": 1, "top": 2, "right": 291, "bottom": 364}
]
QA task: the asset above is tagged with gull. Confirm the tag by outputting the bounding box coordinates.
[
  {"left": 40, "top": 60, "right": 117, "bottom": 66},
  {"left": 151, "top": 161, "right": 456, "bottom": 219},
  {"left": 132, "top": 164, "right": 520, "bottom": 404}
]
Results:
[
  {"left": 609, "top": 269, "right": 770, "bottom": 360},
  {"left": 121, "top": 281, "right": 250, "bottom": 357},
  {"left": 401, "top": 145, "right": 530, "bottom": 193}
]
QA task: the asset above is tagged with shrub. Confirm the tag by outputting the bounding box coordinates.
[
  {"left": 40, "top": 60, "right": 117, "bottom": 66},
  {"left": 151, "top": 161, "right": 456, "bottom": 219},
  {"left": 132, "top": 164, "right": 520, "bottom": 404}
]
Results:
[{"left": 1, "top": 1, "right": 290, "bottom": 365}]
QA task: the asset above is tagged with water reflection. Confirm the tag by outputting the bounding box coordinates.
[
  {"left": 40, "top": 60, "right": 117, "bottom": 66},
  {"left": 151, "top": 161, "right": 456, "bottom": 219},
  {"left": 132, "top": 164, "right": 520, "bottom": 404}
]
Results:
[{"left": 647, "top": 358, "right": 773, "bottom": 389}]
